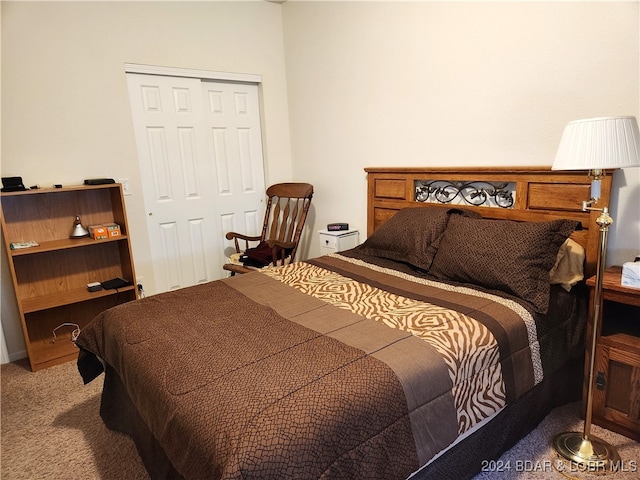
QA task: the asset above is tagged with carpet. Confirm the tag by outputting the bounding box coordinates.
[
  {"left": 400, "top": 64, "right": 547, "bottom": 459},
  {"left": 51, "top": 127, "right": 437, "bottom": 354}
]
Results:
[{"left": 1, "top": 358, "right": 638, "bottom": 479}]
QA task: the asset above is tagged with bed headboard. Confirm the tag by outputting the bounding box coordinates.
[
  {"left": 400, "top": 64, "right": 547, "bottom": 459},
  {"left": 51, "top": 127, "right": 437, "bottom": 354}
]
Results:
[{"left": 365, "top": 166, "right": 615, "bottom": 278}]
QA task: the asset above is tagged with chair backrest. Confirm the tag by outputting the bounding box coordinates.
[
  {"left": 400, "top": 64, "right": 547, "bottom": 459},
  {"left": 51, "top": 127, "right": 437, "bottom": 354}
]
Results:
[{"left": 261, "top": 183, "right": 314, "bottom": 263}]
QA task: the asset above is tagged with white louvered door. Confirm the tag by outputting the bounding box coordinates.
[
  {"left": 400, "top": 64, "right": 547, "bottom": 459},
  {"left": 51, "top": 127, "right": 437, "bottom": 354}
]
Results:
[{"left": 126, "top": 73, "right": 265, "bottom": 293}]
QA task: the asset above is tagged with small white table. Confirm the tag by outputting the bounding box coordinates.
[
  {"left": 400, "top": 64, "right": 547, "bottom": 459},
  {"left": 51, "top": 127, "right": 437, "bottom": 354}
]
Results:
[{"left": 318, "top": 229, "right": 360, "bottom": 255}]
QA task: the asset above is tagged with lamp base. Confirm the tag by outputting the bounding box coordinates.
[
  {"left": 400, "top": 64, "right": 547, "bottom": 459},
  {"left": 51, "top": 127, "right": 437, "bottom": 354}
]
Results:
[{"left": 553, "top": 432, "right": 620, "bottom": 473}]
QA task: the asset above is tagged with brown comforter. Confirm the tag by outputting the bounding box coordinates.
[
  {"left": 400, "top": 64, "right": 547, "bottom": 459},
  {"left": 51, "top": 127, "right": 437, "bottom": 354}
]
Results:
[{"left": 76, "top": 254, "right": 555, "bottom": 479}]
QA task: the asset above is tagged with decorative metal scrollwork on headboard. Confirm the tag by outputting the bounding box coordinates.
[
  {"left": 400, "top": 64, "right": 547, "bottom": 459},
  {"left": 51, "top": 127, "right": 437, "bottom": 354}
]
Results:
[{"left": 414, "top": 180, "right": 515, "bottom": 209}]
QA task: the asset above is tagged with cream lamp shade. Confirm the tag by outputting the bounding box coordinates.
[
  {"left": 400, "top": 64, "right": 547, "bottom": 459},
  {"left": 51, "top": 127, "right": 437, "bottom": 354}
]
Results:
[{"left": 552, "top": 116, "right": 640, "bottom": 171}]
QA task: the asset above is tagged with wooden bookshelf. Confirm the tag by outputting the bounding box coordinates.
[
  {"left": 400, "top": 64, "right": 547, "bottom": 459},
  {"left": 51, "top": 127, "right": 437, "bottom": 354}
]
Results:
[{"left": 1, "top": 184, "right": 138, "bottom": 371}]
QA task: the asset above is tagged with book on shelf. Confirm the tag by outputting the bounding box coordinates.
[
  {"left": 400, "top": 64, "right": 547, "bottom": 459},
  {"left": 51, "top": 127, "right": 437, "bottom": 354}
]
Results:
[{"left": 10, "top": 241, "right": 39, "bottom": 250}]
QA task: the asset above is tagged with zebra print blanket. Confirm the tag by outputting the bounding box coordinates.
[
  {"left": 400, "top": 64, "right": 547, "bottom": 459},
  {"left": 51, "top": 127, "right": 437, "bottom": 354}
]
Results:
[{"left": 76, "top": 254, "right": 550, "bottom": 479}]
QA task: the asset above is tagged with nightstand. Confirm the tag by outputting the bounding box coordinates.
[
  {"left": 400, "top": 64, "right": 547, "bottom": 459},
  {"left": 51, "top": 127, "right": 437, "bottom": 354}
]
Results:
[
  {"left": 319, "top": 229, "right": 359, "bottom": 255},
  {"left": 586, "top": 265, "right": 640, "bottom": 441}
]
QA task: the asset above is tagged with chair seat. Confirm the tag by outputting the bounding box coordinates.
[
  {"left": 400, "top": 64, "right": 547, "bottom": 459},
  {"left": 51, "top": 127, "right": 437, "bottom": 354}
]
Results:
[
  {"left": 222, "top": 263, "right": 256, "bottom": 275},
  {"left": 223, "top": 252, "right": 292, "bottom": 276}
]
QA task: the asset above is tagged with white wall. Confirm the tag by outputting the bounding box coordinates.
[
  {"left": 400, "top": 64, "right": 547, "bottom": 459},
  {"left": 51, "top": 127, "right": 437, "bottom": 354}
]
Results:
[
  {"left": 1, "top": 0, "right": 293, "bottom": 361},
  {"left": 282, "top": 1, "right": 640, "bottom": 261}
]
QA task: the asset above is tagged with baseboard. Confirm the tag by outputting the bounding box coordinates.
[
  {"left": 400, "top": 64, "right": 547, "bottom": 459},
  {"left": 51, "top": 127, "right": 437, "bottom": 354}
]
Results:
[{"left": 2, "top": 349, "right": 27, "bottom": 364}]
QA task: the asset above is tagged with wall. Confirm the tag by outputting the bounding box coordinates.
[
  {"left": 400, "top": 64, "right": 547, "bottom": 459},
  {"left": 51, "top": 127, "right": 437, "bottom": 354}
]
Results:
[
  {"left": 1, "top": 0, "right": 292, "bottom": 361},
  {"left": 282, "top": 1, "right": 640, "bottom": 261}
]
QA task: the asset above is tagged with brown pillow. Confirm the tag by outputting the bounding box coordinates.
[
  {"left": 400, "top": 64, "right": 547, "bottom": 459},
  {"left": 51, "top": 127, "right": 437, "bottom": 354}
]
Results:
[
  {"left": 429, "top": 215, "right": 580, "bottom": 313},
  {"left": 357, "top": 206, "right": 481, "bottom": 271}
]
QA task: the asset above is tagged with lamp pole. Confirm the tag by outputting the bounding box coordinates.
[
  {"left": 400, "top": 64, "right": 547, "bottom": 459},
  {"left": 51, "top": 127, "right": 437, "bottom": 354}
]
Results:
[{"left": 553, "top": 205, "right": 620, "bottom": 471}]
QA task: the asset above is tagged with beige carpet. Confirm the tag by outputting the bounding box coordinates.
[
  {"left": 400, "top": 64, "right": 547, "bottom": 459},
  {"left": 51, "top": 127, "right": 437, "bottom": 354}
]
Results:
[
  {"left": 1, "top": 358, "right": 638, "bottom": 480},
  {"left": 1, "top": 359, "right": 148, "bottom": 480}
]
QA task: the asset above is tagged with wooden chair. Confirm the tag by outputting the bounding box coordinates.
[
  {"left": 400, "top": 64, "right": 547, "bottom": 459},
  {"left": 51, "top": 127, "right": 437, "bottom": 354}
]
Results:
[{"left": 223, "top": 182, "right": 314, "bottom": 275}]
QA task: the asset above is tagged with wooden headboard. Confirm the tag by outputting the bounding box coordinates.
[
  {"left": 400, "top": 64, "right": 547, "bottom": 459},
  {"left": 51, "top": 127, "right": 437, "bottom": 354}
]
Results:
[{"left": 366, "top": 167, "right": 615, "bottom": 278}]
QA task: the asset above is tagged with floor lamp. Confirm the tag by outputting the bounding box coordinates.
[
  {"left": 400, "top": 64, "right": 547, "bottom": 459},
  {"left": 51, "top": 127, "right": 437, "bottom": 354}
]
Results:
[{"left": 551, "top": 116, "right": 640, "bottom": 471}]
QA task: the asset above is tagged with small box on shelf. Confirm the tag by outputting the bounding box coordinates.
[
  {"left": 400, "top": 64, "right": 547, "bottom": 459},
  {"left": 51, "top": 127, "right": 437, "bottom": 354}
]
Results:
[
  {"left": 104, "top": 223, "right": 121, "bottom": 238},
  {"left": 89, "top": 223, "right": 121, "bottom": 240},
  {"left": 88, "top": 225, "right": 108, "bottom": 240}
]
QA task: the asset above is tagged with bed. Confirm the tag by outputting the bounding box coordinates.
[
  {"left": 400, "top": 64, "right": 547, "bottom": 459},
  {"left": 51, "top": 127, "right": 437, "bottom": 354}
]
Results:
[{"left": 76, "top": 167, "right": 613, "bottom": 480}]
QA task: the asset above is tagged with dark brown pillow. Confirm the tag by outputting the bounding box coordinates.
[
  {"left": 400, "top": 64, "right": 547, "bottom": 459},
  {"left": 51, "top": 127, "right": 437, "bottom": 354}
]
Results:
[
  {"left": 428, "top": 215, "right": 580, "bottom": 313},
  {"left": 357, "top": 206, "right": 481, "bottom": 271}
]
